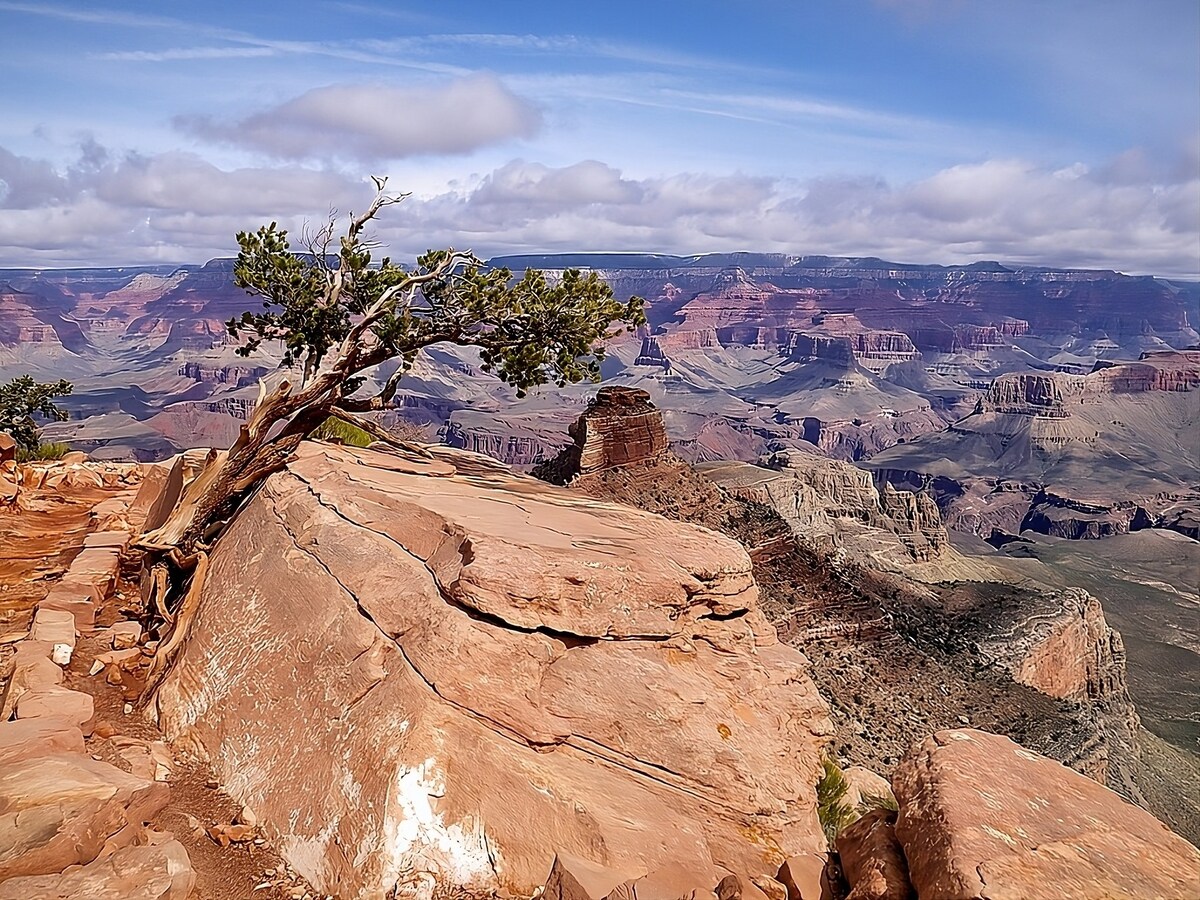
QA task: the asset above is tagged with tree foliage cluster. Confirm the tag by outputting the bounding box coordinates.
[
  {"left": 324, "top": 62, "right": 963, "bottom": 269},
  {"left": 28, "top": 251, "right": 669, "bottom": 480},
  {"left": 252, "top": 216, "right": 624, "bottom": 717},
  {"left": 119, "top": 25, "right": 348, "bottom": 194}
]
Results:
[
  {"left": 136, "top": 179, "right": 646, "bottom": 695},
  {"left": 0, "top": 375, "right": 72, "bottom": 452},
  {"left": 228, "top": 186, "right": 643, "bottom": 413}
]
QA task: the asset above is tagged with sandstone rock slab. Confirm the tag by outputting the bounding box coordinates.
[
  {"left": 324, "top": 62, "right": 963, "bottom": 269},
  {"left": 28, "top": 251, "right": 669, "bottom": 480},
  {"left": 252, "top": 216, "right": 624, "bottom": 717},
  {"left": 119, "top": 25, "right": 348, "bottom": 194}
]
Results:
[
  {"left": 0, "top": 719, "right": 86, "bottom": 767},
  {"left": 156, "top": 442, "right": 831, "bottom": 900},
  {"left": 15, "top": 687, "right": 95, "bottom": 736},
  {"left": 0, "top": 754, "right": 169, "bottom": 880},
  {"left": 29, "top": 609, "right": 75, "bottom": 649},
  {"left": 893, "top": 729, "right": 1200, "bottom": 900},
  {"left": 0, "top": 838, "right": 195, "bottom": 899}
]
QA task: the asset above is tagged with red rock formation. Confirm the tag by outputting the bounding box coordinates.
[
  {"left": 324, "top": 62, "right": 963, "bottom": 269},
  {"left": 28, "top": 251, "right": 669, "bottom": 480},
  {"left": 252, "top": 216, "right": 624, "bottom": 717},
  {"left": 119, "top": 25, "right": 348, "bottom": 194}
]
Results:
[
  {"left": 535, "top": 386, "right": 669, "bottom": 482},
  {"left": 892, "top": 729, "right": 1200, "bottom": 900},
  {"left": 835, "top": 810, "right": 914, "bottom": 900},
  {"left": 155, "top": 442, "right": 833, "bottom": 899},
  {"left": 999, "top": 589, "right": 1134, "bottom": 706}
]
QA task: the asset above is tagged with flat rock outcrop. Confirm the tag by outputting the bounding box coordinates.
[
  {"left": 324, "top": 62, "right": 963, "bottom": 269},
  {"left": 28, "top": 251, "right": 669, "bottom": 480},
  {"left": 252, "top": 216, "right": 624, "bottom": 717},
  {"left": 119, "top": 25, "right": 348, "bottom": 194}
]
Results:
[
  {"left": 892, "top": 729, "right": 1200, "bottom": 900},
  {"left": 155, "top": 442, "right": 832, "bottom": 900}
]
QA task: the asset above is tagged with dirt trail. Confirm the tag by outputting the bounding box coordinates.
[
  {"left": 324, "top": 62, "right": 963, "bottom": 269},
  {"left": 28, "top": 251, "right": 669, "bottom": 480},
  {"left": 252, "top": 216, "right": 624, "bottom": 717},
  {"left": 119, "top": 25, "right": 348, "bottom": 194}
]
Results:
[{"left": 1, "top": 475, "right": 327, "bottom": 900}]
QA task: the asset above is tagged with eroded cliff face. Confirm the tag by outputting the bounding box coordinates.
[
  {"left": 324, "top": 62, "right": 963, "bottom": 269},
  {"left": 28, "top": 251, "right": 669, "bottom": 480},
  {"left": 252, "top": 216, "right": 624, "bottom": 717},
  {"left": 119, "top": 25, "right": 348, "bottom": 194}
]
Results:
[
  {"left": 702, "top": 449, "right": 976, "bottom": 583},
  {"left": 539, "top": 391, "right": 1200, "bottom": 838},
  {"left": 155, "top": 442, "right": 832, "bottom": 900},
  {"left": 977, "top": 589, "right": 1140, "bottom": 782}
]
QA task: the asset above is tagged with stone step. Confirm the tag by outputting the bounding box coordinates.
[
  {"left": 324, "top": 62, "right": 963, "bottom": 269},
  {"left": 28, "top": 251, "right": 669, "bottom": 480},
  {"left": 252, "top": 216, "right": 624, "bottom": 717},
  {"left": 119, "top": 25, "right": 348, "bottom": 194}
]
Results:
[
  {"left": 0, "top": 840, "right": 195, "bottom": 900},
  {"left": 14, "top": 687, "right": 96, "bottom": 736},
  {"left": 0, "top": 754, "right": 170, "bottom": 881},
  {"left": 0, "top": 641, "right": 63, "bottom": 720},
  {"left": 0, "top": 718, "right": 86, "bottom": 767}
]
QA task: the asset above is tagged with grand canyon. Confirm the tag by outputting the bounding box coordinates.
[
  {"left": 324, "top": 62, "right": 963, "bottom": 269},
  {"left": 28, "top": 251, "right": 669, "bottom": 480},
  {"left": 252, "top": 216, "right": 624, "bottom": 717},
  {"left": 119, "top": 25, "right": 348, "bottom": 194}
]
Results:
[
  {"left": 3, "top": 1, "right": 1199, "bottom": 896},
  {"left": 1, "top": 251, "right": 1197, "bottom": 898}
]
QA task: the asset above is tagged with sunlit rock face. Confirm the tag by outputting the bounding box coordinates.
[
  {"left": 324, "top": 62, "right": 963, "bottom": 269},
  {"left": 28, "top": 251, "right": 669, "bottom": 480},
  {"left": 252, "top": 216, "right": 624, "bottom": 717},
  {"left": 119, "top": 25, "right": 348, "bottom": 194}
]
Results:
[{"left": 155, "top": 442, "right": 832, "bottom": 900}]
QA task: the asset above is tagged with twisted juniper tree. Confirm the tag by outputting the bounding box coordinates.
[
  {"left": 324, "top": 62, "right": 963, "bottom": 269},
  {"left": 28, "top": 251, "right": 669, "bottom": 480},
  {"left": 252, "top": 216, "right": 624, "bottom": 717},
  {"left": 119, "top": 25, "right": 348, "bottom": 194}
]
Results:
[{"left": 137, "top": 178, "right": 644, "bottom": 690}]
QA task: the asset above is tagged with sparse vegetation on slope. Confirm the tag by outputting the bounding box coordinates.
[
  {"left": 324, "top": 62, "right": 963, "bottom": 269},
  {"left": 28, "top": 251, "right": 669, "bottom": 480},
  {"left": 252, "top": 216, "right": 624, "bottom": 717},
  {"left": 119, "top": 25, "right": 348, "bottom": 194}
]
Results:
[
  {"left": 817, "top": 756, "right": 857, "bottom": 844},
  {"left": 16, "top": 440, "right": 70, "bottom": 461}
]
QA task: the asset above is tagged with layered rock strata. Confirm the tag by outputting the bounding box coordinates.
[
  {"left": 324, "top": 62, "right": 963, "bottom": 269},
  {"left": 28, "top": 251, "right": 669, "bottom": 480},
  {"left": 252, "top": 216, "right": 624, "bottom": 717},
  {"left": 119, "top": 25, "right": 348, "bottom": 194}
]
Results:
[{"left": 533, "top": 386, "right": 669, "bottom": 483}]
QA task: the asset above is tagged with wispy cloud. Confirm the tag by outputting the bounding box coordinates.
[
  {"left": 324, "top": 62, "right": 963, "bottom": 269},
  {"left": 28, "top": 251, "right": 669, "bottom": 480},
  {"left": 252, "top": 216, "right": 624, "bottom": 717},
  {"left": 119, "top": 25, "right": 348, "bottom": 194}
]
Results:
[{"left": 93, "top": 46, "right": 278, "bottom": 62}]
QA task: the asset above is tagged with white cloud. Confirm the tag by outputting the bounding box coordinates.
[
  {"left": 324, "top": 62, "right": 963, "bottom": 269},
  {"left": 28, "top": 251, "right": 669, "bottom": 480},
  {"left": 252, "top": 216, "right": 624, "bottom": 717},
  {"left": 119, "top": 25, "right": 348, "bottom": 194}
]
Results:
[
  {"left": 0, "top": 143, "right": 1196, "bottom": 278},
  {"left": 175, "top": 76, "right": 540, "bottom": 162}
]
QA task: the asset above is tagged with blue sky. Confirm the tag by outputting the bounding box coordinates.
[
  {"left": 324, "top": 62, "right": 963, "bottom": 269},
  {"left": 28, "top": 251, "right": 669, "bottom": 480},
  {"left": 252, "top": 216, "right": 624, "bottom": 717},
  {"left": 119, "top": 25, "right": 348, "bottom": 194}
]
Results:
[{"left": 0, "top": 0, "right": 1197, "bottom": 274}]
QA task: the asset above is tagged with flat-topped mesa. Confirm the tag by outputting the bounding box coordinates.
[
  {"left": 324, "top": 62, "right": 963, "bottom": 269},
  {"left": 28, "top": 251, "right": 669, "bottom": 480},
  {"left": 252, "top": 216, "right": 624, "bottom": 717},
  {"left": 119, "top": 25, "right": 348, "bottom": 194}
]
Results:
[
  {"left": 785, "top": 330, "right": 921, "bottom": 366},
  {"left": 1089, "top": 351, "right": 1200, "bottom": 393},
  {"left": 177, "top": 361, "right": 270, "bottom": 387},
  {"left": 534, "top": 386, "right": 670, "bottom": 484}
]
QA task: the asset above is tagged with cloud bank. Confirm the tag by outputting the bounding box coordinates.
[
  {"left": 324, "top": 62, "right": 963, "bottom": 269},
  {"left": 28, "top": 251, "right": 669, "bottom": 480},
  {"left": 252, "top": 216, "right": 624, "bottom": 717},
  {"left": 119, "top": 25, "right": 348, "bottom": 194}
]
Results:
[{"left": 0, "top": 143, "right": 1196, "bottom": 277}]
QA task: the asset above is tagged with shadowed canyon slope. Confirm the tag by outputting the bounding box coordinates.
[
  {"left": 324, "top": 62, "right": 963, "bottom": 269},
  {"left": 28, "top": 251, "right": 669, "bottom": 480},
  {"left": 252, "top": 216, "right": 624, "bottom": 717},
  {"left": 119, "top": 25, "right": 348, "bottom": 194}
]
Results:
[{"left": 535, "top": 388, "right": 1200, "bottom": 842}]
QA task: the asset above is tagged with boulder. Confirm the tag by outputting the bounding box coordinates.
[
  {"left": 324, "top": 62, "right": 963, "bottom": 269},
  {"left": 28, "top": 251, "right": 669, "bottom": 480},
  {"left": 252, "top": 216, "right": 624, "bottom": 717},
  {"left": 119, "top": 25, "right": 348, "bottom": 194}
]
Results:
[
  {"left": 842, "top": 767, "right": 895, "bottom": 814},
  {"left": 892, "top": 729, "right": 1200, "bottom": 900},
  {"left": 0, "top": 839, "right": 195, "bottom": 900},
  {"left": 776, "top": 853, "right": 835, "bottom": 900},
  {"left": 155, "top": 442, "right": 831, "bottom": 900},
  {"left": 834, "top": 810, "right": 912, "bottom": 900},
  {"left": 543, "top": 854, "right": 639, "bottom": 900},
  {"left": 0, "top": 754, "right": 169, "bottom": 880},
  {"left": 0, "top": 433, "right": 14, "bottom": 465},
  {"left": 0, "top": 719, "right": 86, "bottom": 767}
]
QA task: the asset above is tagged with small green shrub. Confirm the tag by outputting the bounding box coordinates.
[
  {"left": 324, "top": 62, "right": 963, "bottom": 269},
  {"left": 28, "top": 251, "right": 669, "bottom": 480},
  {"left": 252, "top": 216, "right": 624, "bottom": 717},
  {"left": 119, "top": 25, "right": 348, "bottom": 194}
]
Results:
[
  {"left": 860, "top": 790, "right": 899, "bottom": 813},
  {"left": 16, "top": 441, "right": 70, "bottom": 462},
  {"left": 309, "top": 416, "right": 372, "bottom": 448},
  {"left": 816, "top": 756, "right": 857, "bottom": 844}
]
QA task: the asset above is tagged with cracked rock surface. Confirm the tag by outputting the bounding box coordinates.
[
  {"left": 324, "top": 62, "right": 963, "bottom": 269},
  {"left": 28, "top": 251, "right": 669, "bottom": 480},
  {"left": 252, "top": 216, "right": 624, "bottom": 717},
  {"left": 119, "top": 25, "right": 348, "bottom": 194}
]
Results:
[
  {"left": 893, "top": 728, "right": 1200, "bottom": 900},
  {"left": 154, "top": 442, "right": 832, "bottom": 900}
]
